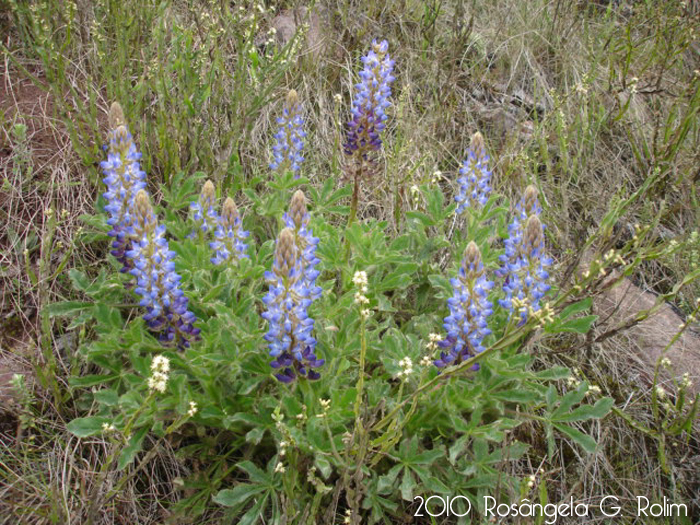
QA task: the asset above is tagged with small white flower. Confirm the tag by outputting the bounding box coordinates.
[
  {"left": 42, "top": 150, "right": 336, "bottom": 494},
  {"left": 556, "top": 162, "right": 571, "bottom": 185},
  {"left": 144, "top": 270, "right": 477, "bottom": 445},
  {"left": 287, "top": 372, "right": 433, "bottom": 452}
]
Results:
[
  {"left": 587, "top": 385, "right": 601, "bottom": 396},
  {"left": 148, "top": 371, "right": 168, "bottom": 393},
  {"left": 352, "top": 271, "right": 368, "bottom": 287},
  {"left": 334, "top": 93, "right": 342, "bottom": 104},
  {"left": 274, "top": 462, "right": 286, "bottom": 473},
  {"left": 420, "top": 355, "right": 432, "bottom": 367},
  {"left": 660, "top": 357, "right": 671, "bottom": 368},
  {"left": 655, "top": 386, "right": 667, "bottom": 399},
  {"left": 151, "top": 355, "right": 170, "bottom": 374},
  {"left": 187, "top": 401, "right": 198, "bottom": 417}
]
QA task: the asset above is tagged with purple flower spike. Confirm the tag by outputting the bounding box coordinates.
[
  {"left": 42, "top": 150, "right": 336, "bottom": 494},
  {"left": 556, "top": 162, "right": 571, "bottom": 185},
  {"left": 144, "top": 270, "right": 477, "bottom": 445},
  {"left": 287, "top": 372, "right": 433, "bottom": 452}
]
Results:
[
  {"left": 499, "top": 211, "right": 552, "bottom": 325},
  {"left": 344, "top": 39, "right": 395, "bottom": 156},
  {"left": 434, "top": 242, "right": 493, "bottom": 370},
  {"left": 126, "top": 190, "right": 200, "bottom": 348},
  {"left": 455, "top": 132, "right": 491, "bottom": 215},
  {"left": 261, "top": 196, "right": 323, "bottom": 383},
  {"left": 270, "top": 90, "right": 305, "bottom": 177}
]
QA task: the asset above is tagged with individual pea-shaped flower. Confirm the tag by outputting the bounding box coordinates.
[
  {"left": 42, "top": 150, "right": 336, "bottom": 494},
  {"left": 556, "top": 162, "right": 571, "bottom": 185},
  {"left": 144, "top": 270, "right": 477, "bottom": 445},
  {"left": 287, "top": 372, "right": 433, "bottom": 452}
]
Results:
[
  {"left": 497, "top": 185, "right": 542, "bottom": 278},
  {"left": 210, "top": 197, "right": 250, "bottom": 265},
  {"left": 499, "top": 215, "right": 552, "bottom": 325},
  {"left": 100, "top": 102, "right": 147, "bottom": 272},
  {"left": 455, "top": 132, "right": 492, "bottom": 215},
  {"left": 189, "top": 180, "right": 220, "bottom": 236},
  {"left": 270, "top": 89, "right": 305, "bottom": 177},
  {"left": 283, "top": 190, "right": 322, "bottom": 301},
  {"left": 127, "top": 190, "right": 200, "bottom": 348},
  {"left": 261, "top": 228, "right": 324, "bottom": 383},
  {"left": 434, "top": 242, "right": 494, "bottom": 369},
  {"left": 344, "top": 39, "right": 395, "bottom": 156}
]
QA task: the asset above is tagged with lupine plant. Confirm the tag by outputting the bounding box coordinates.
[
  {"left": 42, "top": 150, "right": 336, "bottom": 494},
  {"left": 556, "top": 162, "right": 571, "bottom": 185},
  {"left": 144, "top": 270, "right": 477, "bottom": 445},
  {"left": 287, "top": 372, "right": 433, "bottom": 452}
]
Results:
[
  {"left": 56, "top": 32, "right": 700, "bottom": 521},
  {"left": 344, "top": 39, "right": 395, "bottom": 224},
  {"left": 455, "top": 132, "right": 492, "bottom": 215},
  {"left": 189, "top": 180, "right": 220, "bottom": 237},
  {"left": 270, "top": 89, "right": 306, "bottom": 177},
  {"left": 210, "top": 197, "right": 250, "bottom": 265}
]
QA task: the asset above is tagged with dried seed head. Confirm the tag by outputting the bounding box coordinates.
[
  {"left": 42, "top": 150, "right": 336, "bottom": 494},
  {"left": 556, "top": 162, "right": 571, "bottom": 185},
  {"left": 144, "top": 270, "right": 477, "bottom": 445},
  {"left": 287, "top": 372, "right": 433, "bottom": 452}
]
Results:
[
  {"left": 463, "top": 241, "right": 483, "bottom": 277},
  {"left": 289, "top": 190, "right": 307, "bottom": 229},
  {"left": 523, "top": 215, "right": 544, "bottom": 255},
  {"left": 286, "top": 89, "right": 299, "bottom": 108},
  {"left": 221, "top": 197, "right": 239, "bottom": 227},
  {"left": 201, "top": 180, "right": 216, "bottom": 206},
  {"left": 523, "top": 185, "right": 539, "bottom": 215},
  {"left": 275, "top": 228, "right": 297, "bottom": 276},
  {"left": 109, "top": 101, "right": 125, "bottom": 129},
  {"left": 470, "top": 131, "right": 486, "bottom": 160}
]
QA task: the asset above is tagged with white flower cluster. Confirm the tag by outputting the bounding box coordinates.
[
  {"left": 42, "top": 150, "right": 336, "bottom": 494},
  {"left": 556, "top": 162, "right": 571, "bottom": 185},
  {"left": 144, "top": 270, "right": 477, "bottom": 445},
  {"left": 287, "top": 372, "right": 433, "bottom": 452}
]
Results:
[
  {"left": 681, "top": 372, "right": 693, "bottom": 390},
  {"left": 102, "top": 422, "right": 116, "bottom": 433},
  {"left": 396, "top": 357, "right": 413, "bottom": 381},
  {"left": 421, "top": 333, "right": 441, "bottom": 366},
  {"left": 318, "top": 398, "right": 331, "bottom": 419},
  {"left": 148, "top": 355, "right": 170, "bottom": 393},
  {"left": 187, "top": 401, "right": 198, "bottom": 417},
  {"left": 353, "top": 271, "right": 371, "bottom": 320}
]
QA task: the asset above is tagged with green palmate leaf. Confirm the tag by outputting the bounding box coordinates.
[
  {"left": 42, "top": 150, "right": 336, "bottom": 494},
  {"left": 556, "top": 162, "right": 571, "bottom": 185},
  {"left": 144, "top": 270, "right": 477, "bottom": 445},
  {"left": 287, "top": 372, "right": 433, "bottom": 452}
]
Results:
[
  {"left": 552, "top": 423, "right": 598, "bottom": 454},
  {"left": 213, "top": 484, "right": 267, "bottom": 507},
  {"left": 66, "top": 416, "right": 108, "bottom": 437}
]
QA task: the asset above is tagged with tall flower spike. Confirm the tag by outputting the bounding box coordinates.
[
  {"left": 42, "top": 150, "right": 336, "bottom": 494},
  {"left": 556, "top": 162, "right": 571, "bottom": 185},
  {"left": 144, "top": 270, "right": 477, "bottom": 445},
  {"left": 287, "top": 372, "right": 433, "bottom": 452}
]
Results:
[
  {"left": 262, "top": 228, "right": 324, "bottom": 383},
  {"left": 499, "top": 215, "right": 552, "bottom": 325},
  {"left": 101, "top": 102, "right": 147, "bottom": 272},
  {"left": 210, "top": 197, "right": 250, "bottom": 265},
  {"left": 284, "top": 190, "right": 322, "bottom": 301},
  {"left": 497, "top": 184, "right": 542, "bottom": 278},
  {"left": 434, "top": 242, "right": 494, "bottom": 369},
  {"left": 455, "top": 131, "right": 492, "bottom": 215},
  {"left": 270, "top": 89, "right": 306, "bottom": 177},
  {"left": 127, "top": 190, "right": 200, "bottom": 348},
  {"left": 190, "top": 180, "right": 220, "bottom": 235},
  {"left": 344, "top": 39, "right": 395, "bottom": 156}
]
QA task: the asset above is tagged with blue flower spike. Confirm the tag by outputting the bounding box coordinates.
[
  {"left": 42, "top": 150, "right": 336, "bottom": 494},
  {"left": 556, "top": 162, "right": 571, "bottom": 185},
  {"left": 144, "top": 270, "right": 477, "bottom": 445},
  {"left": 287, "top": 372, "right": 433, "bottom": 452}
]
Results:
[
  {"left": 262, "top": 227, "right": 324, "bottom": 383},
  {"left": 127, "top": 190, "right": 200, "bottom": 348},
  {"left": 284, "top": 190, "right": 322, "bottom": 301},
  {"left": 344, "top": 39, "right": 396, "bottom": 156},
  {"left": 499, "top": 214, "right": 552, "bottom": 325},
  {"left": 497, "top": 185, "right": 542, "bottom": 278},
  {"left": 434, "top": 241, "right": 494, "bottom": 370},
  {"left": 190, "top": 180, "right": 220, "bottom": 236},
  {"left": 210, "top": 197, "right": 250, "bottom": 265},
  {"left": 101, "top": 102, "right": 147, "bottom": 272},
  {"left": 455, "top": 131, "right": 492, "bottom": 215},
  {"left": 270, "top": 89, "right": 306, "bottom": 178}
]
